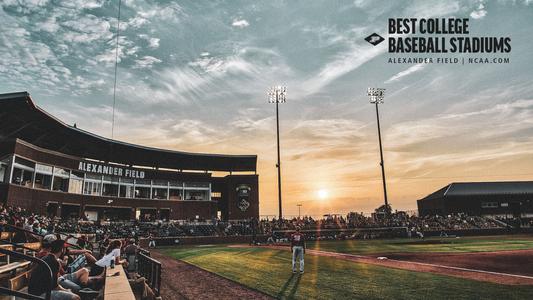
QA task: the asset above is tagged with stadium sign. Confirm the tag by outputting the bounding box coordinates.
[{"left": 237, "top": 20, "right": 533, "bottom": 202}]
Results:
[
  {"left": 238, "top": 199, "right": 250, "bottom": 212},
  {"left": 236, "top": 185, "right": 251, "bottom": 211},
  {"left": 78, "top": 161, "right": 145, "bottom": 179}
]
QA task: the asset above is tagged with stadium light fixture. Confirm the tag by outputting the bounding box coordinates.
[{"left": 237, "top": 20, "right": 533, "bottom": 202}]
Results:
[
  {"left": 367, "top": 87, "right": 385, "bottom": 104},
  {"left": 367, "top": 87, "right": 390, "bottom": 215},
  {"left": 268, "top": 86, "right": 287, "bottom": 220}
]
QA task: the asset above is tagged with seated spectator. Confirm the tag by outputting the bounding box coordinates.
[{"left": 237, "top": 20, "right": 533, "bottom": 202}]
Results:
[
  {"left": 90, "top": 240, "right": 127, "bottom": 276},
  {"left": 29, "top": 239, "right": 80, "bottom": 300},
  {"left": 38, "top": 235, "right": 100, "bottom": 293},
  {"left": 124, "top": 239, "right": 139, "bottom": 272}
]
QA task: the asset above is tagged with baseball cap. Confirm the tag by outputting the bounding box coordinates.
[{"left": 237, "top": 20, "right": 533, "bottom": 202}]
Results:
[{"left": 42, "top": 234, "right": 57, "bottom": 247}]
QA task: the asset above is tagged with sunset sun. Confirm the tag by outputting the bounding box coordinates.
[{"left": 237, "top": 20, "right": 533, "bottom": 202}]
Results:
[{"left": 317, "top": 189, "right": 329, "bottom": 200}]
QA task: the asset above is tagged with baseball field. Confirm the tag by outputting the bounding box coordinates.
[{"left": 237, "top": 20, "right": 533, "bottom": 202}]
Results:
[{"left": 155, "top": 235, "right": 533, "bottom": 299}]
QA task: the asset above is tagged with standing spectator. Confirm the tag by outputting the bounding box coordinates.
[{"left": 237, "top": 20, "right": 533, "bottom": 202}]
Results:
[{"left": 148, "top": 233, "right": 156, "bottom": 248}]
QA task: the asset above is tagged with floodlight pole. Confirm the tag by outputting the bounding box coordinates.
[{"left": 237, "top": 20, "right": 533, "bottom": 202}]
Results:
[
  {"left": 367, "top": 88, "right": 389, "bottom": 215},
  {"left": 297, "top": 204, "right": 302, "bottom": 218},
  {"left": 269, "top": 86, "right": 287, "bottom": 221},
  {"left": 276, "top": 100, "right": 283, "bottom": 220}
]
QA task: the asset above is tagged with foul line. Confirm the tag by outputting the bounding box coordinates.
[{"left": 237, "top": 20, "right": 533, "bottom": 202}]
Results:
[{"left": 309, "top": 249, "right": 533, "bottom": 281}]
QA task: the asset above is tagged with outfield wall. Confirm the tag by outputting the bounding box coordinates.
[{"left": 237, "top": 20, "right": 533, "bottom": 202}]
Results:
[{"left": 139, "top": 235, "right": 268, "bottom": 247}]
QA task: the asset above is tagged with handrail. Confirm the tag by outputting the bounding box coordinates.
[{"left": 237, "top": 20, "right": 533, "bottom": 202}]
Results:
[
  {"left": 137, "top": 251, "right": 161, "bottom": 296},
  {"left": 1, "top": 223, "right": 43, "bottom": 241},
  {"left": 0, "top": 247, "right": 53, "bottom": 300},
  {"left": 0, "top": 239, "right": 40, "bottom": 253}
]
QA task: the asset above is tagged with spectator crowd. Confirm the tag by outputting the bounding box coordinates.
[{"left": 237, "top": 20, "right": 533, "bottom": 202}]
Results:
[{"left": 0, "top": 204, "right": 516, "bottom": 242}]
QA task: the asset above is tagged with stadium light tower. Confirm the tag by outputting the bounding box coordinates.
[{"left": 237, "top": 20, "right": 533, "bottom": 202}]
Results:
[
  {"left": 268, "top": 86, "right": 287, "bottom": 220},
  {"left": 367, "top": 87, "right": 390, "bottom": 215}
]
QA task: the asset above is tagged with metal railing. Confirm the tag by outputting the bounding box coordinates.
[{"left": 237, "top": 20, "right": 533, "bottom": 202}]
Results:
[
  {"left": 137, "top": 250, "right": 162, "bottom": 296},
  {"left": 0, "top": 247, "right": 53, "bottom": 300}
]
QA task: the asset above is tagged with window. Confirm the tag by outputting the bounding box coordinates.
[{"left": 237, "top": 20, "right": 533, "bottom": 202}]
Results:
[
  {"left": 185, "top": 182, "right": 210, "bottom": 188},
  {"left": 84, "top": 181, "right": 101, "bottom": 195},
  {"left": 153, "top": 188, "right": 168, "bottom": 200},
  {"left": 34, "top": 163, "right": 52, "bottom": 190},
  {"left": 185, "top": 190, "right": 209, "bottom": 201},
  {"left": 52, "top": 176, "right": 69, "bottom": 192},
  {"left": 102, "top": 176, "right": 119, "bottom": 197},
  {"left": 12, "top": 167, "right": 34, "bottom": 187},
  {"left": 52, "top": 167, "right": 69, "bottom": 192},
  {"left": 69, "top": 171, "right": 84, "bottom": 194},
  {"left": 481, "top": 202, "right": 498, "bottom": 208},
  {"left": 0, "top": 163, "right": 6, "bottom": 183},
  {"left": 11, "top": 157, "right": 35, "bottom": 187},
  {"left": 34, "top": 173, "right": 52, "bottom": 189},
  {"left": 169, "top": 188, "right": 182, "bottom": 200},
  {"left": 152, "top": 180, "right": 168, "bottom": 200},
  {"left": 119, "top": 178, "right": 134, "bottom": 198},
  {"left": 211, "top": 192, "right": 222, "bottom": 198},
  {"left": 134, "top": 179, "right": 151, "bottom": 199},
  {"left": 135, "top": 186, "right": 151, "bottom": 199},
  {"left": 169, "top": 181, "right": 183, "bottom": 187},
  {"left": 83, "top": 174, "right": 101, "bottom": 195},
  {"left": 0, "top": 157, "right": 10, "bottom": 183}
]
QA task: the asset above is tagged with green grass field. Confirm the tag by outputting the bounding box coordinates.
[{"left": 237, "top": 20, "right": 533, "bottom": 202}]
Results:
[
  {"left": 161, "top": 235, "right": 533, "bottom": 299},
  {"left": 307, "top": 235, "right": 533, "bottom": 255}
]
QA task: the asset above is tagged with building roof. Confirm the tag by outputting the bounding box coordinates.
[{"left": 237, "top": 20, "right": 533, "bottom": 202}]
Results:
[
  {"left": 421, "top": 181, "right": 533, "bottom": 201},
  {"left": 0, "top": 92, "right": 257, "bottom": 172}
]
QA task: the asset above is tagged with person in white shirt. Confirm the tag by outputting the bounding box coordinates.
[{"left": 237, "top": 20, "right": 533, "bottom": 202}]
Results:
[{"left": 89, "top": 240, "right": 127, "bottom": 276}]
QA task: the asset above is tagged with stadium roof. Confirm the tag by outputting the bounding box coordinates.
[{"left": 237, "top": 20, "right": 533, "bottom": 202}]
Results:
[
  {"left": 421, "top": 181, "right": 533, "bottom": 200},
  {"left": 0, "top": 92, "right": 257, "bottom": 172}
]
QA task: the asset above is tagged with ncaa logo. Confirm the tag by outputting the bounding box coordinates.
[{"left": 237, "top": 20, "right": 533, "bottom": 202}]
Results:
[{"left": 365, "top": 33, "right": 385, "bottom": 46}]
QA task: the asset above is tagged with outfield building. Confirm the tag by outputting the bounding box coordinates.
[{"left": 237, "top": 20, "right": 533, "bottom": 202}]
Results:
[
  {"left": 0, "top": 92, "right": 259, "bottom": 221},
  {"left": 417, "top": 181, "right": 533, "bottom": 218}
]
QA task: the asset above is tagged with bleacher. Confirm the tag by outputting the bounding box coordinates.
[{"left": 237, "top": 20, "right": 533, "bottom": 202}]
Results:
[
  {"left": 0, "top": 224, "right": 159, "bottom": 300},
  {"left": 0, "top": 240, "right": 42, "bottom": 300}
]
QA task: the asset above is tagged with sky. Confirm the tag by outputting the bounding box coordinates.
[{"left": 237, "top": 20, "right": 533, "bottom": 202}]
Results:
[{"left": 1, "top": 0, "right": 533, "bottom": 217}]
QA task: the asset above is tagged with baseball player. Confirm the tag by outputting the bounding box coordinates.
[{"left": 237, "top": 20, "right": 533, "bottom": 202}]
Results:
[{"left": 290, "top": 226, "right": 305, "bottom": 274}]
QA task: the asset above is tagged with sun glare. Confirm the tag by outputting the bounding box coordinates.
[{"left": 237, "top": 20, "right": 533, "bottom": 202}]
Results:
[{"left": 317, "top": 189, "right": 329, "bottom": 200}]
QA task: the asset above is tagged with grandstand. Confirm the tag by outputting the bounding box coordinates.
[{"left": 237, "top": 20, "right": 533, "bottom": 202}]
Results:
[{"left": 0, "top": 92, "right": 259, "bottom": 222}]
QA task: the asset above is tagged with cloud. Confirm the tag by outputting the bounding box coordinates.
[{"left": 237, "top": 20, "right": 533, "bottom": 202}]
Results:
[
  {"left": 385, "top": 98, "right": 533, "bottom": 153},
  {"left": 148, "top": 38, "right": 160, "bottom": 49},
  {"left": 61, "top": 15, "right": 112, "bottom": 43},
  {"left": 385, "top": 63, "right": 426, "bottom": 84},
  {"left": 230, "top": 109, "right": 274, "bottom": 132},
  {"left": 138, "top": 34, "right": 160, "bottom": 49},
  {"left": 137, "top": 3, "right": 183, "bottom": 21},
  {"left": 37, "top": 17, "right": 60, "bottom": 33},
  {"left": 134, "top": 56, "right": 162, "bottom": 69},
  {"left": 470, "top": 1, "right": 487, "bottom": 19},
  {"left": 304, "top": 39, "right": 386, "bottom": 94},
  {"left": 57, "top": 0, "right": 105, "bottom": 9},
  {"left": 232, "top": 18, "right": 250, "bottom": 28},
  {"left": 404, "top": 1, "right": 460, "bottom": 18}
]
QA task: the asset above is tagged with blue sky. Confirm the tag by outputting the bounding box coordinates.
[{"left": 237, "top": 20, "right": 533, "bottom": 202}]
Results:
[{"left": 1, "top": 0, "right": 533, "bottom": 216}]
